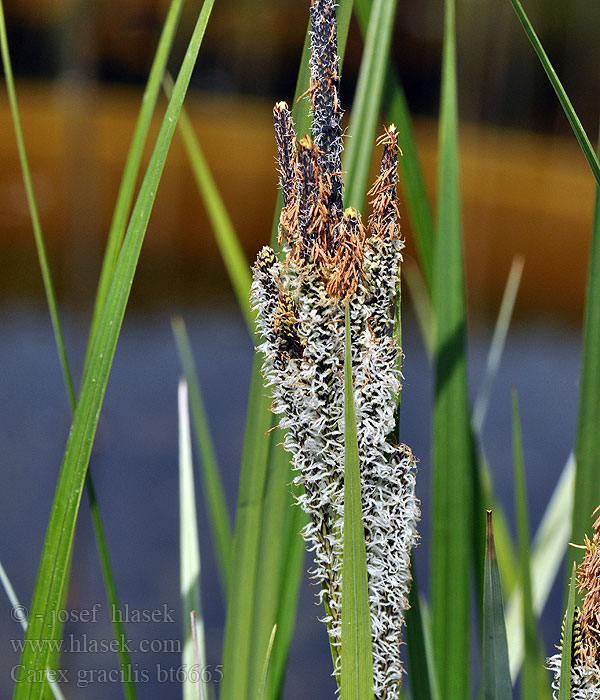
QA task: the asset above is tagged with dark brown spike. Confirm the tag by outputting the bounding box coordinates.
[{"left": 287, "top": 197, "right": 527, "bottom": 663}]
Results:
[{"left": 273, "top": 101, "right": 296, "bottom": 208}]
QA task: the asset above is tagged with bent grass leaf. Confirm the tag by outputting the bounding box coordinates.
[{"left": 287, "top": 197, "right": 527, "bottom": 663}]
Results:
[
  {"left": 340, "top": 303, "right": 374, "bottom": 700},
  {"left": 12, "top": 4, "right": 215, "bottom": 697}
]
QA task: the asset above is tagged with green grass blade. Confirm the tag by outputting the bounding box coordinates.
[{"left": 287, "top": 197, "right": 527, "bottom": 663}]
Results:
[
  {"left": 172, "top": 317, "right": 233, "bottom": 594},
  {"left": 482, "top": 511, "right": 512, "bottom": 700},
  {"left": 85, "top": 0, "right": 186, "bottom": 365},
  {"left": 431, "top": 0, "right": 473, "bottom": 696},
  {"left": 405, "top": 562, "right": 440, "bottom": 700},
  {"left": 85, "top": 478, "right": 137, "bottom": 700},
  {"left": 0, "top": 562, "right": 67, "bottom": 700},
  {"left": 179, "top": 381, "right": 208, "bottom": 700},
  {"left": 0, "top": 0, "right": 75, "bottom": 406},
  {"left": 12, "top": 6, "right": 214, "bottom": 697},
  {"left": 343, "top": 0, "right": 399, "bottom": 210},
  {"left": 558, "top": 564, "right": 577, "bottom": 700},
  {"left": 569, "top": 163, "right": 600, "bottom": 579},
  {"left": 506, "top": 453, "right": 574, "bottom": 680},
  {"left": 219, "top": 357, "right": 274, "bottom": 700},
  {"left": 257, "top": 625, "right": 278, "bottom": 700},
  {"left": 1, "top": 5, "right": 137, "bottom": 695},
  {"left": 340, "top": 303, "right": 375, "bottom": 700},
  {"left": 166, "top": 76, "right": 253, "bottom": 332},
  {"left": 479, "top": 453, "right": 519, "bottom": 596},
  {"left": 472, "top": 257, "right": 524, "bottom": 434},
  {"left": 246, "top": 444, "right": 294, "bottom": 697},
  {"left": 353, "top": 0, "right": 435, "bottom": 289},
  {"left": 511, "top": 389, "right": 543, "bottom": 699},
  {"left": 508, "top": 0, "right": 600, "bottom": 187},
  {"left": 265, "top": 485, "right": 307, "bottom": 698}
]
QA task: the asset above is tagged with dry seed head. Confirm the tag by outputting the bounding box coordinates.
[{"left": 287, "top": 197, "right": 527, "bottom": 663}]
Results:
[
  {"left": 576, "top": 508, "right": 600, "bottom": 666},
  {"left": 285, "top": 135, "right": 332, "bottom": 267},
  {"left": 326, "top": 207, "right": 366, "bottom": 300},
  {"left": 368, "top": 125, "right": 401, "bottom": 242}
]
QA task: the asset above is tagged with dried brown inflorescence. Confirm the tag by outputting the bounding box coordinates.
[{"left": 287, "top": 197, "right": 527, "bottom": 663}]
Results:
[
  {"left": 577, "top": 507, "right": 600, "bottom": 666},
  {"left": 251, "top": 2, "right": 421, "bottom": 698},
  {"left": 368, "top": 125, "right": 402, "bottom": 242}
]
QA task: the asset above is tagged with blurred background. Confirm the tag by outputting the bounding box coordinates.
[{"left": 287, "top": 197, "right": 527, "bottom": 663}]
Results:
[{"left": 0, "top": 0, "right": 598, "bottom": 697}]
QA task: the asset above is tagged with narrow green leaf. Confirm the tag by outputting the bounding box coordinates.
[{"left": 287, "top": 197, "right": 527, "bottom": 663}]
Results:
[
  {"left": 166, "top": 76, "right": 253, "bottom": 331},
  {"left": 506, "top": 453, "right": 574, "bottom": 680},
  {"left": 0, "top": 0, "right": 75, "bottom": 407},
  {"left": 353, "top": 0, "right": 435, "bottom": 290},
  {"left": 569, "top": 145, "right": 600, "bottom": 580},
  {"left": 405, "top": 562, "right": 440, "bottom": 700},
  {"left": 508, "top": 0, "right": 600, "bottom": 187},
  {"left": 172, "top": 317, "right": 233, "bottom": 595},
  {"left": 265, "top": 485, "right": 307, "bottom": 698},
  {"left": 482, "top": 511, "right": 512, "bottom": 700},
  {"left": 558, "top": 564, "right": 577, "bottom": 700},
  {"left": 340, "top": 302, "right": 374, "bottom": 700},
  {"left": 511, "top": 389, "right": 542, "bottom": 699},
  {"left": 431, "top": 0, "right": 473, "bottom": 696},
  {"left": 1, "top": 3, "right": 138, "bottom": 695},
  {"left": 247, "top": 444, "right": 294, "bottom": 697},
  {"left": 13, "top": 6, "right": 214, "bottom": 698},
  {"left": 257, "top": 625, "right": 278, "bottom": 700},
  {"left": 343, "top": 0, "right": 399, "bottom": 210},
  {"left": 85, "top": 0, "right": 186, "bottom": 367},
  {"left": 179, "top": 380, "right": 208, "bottom": 700},
  {"left": 472, "top": 257, "right": 524, "bottom": 434},
  {"left": 479, "top": 454, "right": 518, "bottom": 597},
  {"left": 86, "top": 478, "right": 137, "bottom": 700},
  {"left": 0, "top": 562, "right": 66, "bottom": 700},
  {"left": 219, "top": 357, "right": 274, "bottom": 700}
]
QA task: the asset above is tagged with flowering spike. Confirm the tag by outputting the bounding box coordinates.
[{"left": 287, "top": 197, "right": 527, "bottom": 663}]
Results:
[
  {"left": 254, "top": 3, "right": 419, "bottom": 697},
  {"left": 284, "top": 135, "right": 332, "bottom": 267},
  {"left": 309, "top": 0, "right": 343, "bottom": 219},
  {"left": 273, "top": 102, "right": 296, "bottom": 209}
]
